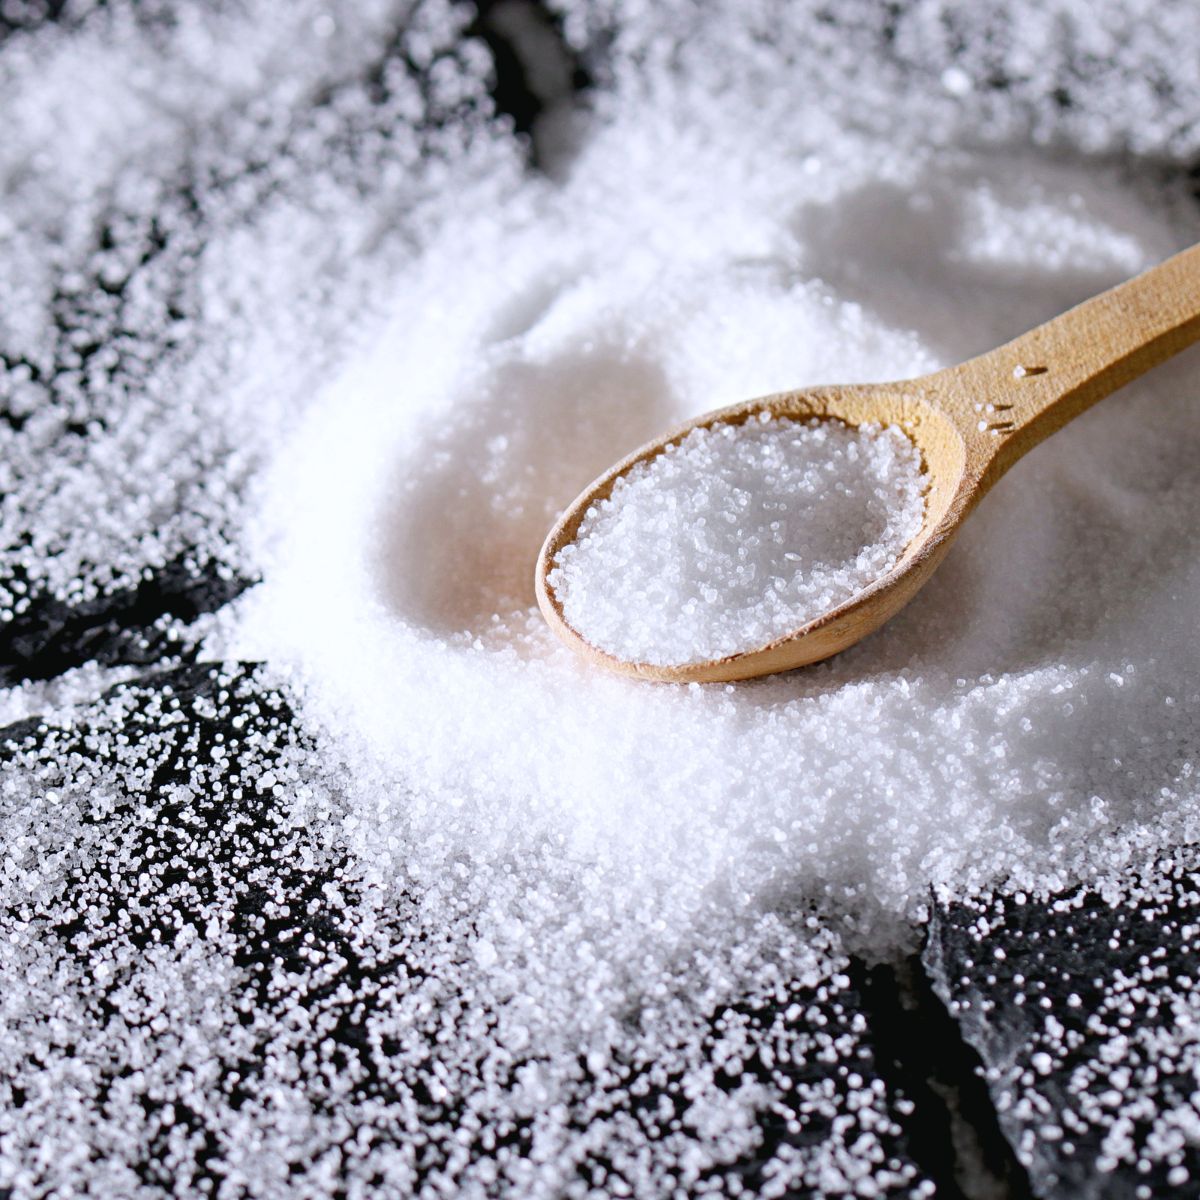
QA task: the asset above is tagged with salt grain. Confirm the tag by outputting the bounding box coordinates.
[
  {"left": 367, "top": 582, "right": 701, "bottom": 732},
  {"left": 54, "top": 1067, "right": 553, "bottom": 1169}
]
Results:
[
  {"left": 547, "top": 417, "right": 925, "bottom": 665},
  {"left": 3, "top": 0, "right": 1200, "bottom": 1194}
]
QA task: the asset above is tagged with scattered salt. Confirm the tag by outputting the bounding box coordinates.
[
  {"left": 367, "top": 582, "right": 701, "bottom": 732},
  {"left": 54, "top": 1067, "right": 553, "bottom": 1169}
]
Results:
[
  {"left": 547, "top": 416, "right": 925, "bottom": 665},
  {"left": 1, "top": 0, "right": 1200, "bottom": 1194}
]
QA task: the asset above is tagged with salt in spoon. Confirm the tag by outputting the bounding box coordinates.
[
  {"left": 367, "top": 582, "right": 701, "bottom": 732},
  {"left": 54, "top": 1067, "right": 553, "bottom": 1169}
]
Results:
[{"left": 536, "top": 242, "right": 1200, "bottom": 682}]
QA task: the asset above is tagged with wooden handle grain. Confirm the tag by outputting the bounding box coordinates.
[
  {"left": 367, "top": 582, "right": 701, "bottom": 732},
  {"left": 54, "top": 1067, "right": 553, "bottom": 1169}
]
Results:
[{"left": 931, "top": 241, "right": 1200, "bottom": 490}]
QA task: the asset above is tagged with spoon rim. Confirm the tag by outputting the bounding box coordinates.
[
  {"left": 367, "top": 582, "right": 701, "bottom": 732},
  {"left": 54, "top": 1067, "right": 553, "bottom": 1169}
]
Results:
[{"left": 534, "top": 382, "right": 973, "bottom": 683}]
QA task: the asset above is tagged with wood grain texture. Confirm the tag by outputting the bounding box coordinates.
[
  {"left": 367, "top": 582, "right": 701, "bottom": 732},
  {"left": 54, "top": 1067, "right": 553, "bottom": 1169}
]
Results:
[{"left": 536, "top": 243, "right": 1200, "bottom": 682}]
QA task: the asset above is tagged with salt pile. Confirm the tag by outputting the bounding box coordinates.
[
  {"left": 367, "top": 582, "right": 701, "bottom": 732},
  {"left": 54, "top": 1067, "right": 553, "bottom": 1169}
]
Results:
[
  {"left": 547, "top": 416, "right": 926, "bottom": 665},
  {"left": 242, "top": 116, "right": 1200, "bottom": 974},
  {"left": 2, "top": 0, "right": 1200, "bottom": 1194}
]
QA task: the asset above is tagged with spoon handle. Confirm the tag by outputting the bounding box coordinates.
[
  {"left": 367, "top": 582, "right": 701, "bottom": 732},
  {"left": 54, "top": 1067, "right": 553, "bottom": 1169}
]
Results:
[{"left": 934, "top": 241, "right": 1200, "bottom": 488}]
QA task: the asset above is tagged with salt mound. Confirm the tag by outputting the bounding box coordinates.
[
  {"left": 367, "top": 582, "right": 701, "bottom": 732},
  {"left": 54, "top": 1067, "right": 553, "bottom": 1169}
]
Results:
[{"left": 240, "top": 124, "right": 1200, "bottom": 974}]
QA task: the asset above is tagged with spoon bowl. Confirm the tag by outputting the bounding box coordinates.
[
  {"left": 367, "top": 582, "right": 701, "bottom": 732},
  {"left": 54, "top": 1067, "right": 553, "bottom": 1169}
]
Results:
[
  {"left": 536, "top": 383, "right": 971, "bottom": 682},
  {"left": 537, "top": 243, "right": 1200, "bottom": 682}
]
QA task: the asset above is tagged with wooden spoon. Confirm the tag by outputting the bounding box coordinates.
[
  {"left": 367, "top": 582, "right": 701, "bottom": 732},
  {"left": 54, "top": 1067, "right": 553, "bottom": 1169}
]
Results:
[{"left": 535, "top": 243, "right": 1200, "bottom": 683}]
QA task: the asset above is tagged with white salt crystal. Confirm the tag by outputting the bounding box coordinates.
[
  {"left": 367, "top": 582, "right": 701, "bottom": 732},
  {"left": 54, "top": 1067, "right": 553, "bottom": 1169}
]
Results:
[
  {"left": 5, "top": 0, "right": 1200, "bottom": 1192},
  {"left": 547, "top": 417, "right": 925, "bottom": 665}
]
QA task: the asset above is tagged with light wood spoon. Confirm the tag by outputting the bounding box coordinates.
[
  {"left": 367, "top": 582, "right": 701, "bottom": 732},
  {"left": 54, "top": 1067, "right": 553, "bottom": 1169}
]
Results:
[{"left": 535, "top": 243, "right": 1200, "bottom": 683}]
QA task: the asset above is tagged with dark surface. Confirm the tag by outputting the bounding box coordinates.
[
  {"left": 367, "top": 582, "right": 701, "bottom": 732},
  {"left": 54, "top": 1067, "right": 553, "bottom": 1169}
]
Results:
[
  {"left": 0, "top": 555, "right": 247, "bottom": 686},
  {"left": 860, "top": 957, "right": 1036, "bottom": 1199},
  {"left": 926, "top": 858, "right": 1200, "bottom": 1198},
  {"left": 0, "top": 663, "right": 936, "bottom": 1197},
  {"left": 469, "top": 0, "right": 591, "bottom": 158}
]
